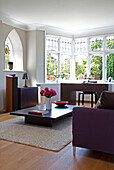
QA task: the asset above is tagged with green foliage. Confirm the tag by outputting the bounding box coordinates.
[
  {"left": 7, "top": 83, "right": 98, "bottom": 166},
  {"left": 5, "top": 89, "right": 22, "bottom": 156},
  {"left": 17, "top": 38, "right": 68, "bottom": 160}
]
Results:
[
  {"left": 107, "top": 40, "right": 114, "bottom": 49},
  {"left": 90, "top": 38, "right": 114, "bottom": 80},
  {"left": 90, "top": 55, "right": 102, "bottom": 80},
  {"left": 47, "top": 38, "right": 114, "bottom": 81},
  {"left": 75, "top": 60, "right": 86, "bottom": 76},
  {"left": 47, "top": 54, "right": 70, "bottom": 80},
  {"left": 61, "top": 58, "right": 70, "bottom": 74},
  {"left": 61, "top": 57, "right": 70, "bottom": 79},
  {"left": 91, "top": 38, "right": 103, "bottom": 51},
  {"left": 55, "top": 73, "right": 65, "bottom": 79},
  {"left": 47, "top": 54, "right": 58, "bottom": 76},
  {"left": 107, "top": 54, "right": 114, "bottom": 79}
]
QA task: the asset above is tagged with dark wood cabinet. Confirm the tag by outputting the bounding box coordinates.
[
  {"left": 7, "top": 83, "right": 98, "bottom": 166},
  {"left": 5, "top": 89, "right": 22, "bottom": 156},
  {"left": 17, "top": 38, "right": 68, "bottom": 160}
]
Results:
[
  {"left": 18, "top": 87, "right": 38, "bottom": 109},
  {"left": 6, "top": 76, "right": 18, "bottom": 112},
  {"left": 6, "top": 76, "right": 38, "bottom": 111}
]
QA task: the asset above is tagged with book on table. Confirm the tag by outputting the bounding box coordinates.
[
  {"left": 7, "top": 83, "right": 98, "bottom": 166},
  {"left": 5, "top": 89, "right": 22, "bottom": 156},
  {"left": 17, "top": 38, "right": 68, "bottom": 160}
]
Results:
[{"left": 28, "top": 110, "right": 49, "bottom": 115}]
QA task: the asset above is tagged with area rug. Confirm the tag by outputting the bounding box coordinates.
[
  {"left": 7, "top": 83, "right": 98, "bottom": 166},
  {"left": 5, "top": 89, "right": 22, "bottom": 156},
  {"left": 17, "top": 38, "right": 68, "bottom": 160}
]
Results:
[{"left": 0, "top": 116, "right": 72, "bottom": 151}]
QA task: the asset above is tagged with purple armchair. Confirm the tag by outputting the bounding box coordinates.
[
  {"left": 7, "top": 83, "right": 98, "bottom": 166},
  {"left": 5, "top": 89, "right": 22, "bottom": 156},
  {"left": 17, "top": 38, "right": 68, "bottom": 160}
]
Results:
[{"left": 72, "top": 107, "right": 114, "bottom": 155}]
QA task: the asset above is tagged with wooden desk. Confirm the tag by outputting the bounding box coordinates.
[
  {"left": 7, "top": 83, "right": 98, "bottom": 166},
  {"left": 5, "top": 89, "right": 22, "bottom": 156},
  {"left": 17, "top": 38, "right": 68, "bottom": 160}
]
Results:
[{"left": 61, "top": 83, "right": 108, "bottom": 104}]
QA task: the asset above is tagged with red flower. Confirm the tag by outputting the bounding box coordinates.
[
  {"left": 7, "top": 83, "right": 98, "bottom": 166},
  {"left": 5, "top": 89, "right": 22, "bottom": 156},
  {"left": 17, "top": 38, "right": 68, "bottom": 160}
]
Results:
[
  {"left": 45, "top": 91, "right": 51, "bottom": 96},
  {"left": 40, "top": 90, "right": 44, "bottom": 96},
  {"left": 40, "top": 88, "right": 57, "bottom": 98},
  {"left": 50, "top": 89, "right": 57, "bottom": 96},
  {"left": 44, "top": 87, "right": 49, "bottom": 91}
]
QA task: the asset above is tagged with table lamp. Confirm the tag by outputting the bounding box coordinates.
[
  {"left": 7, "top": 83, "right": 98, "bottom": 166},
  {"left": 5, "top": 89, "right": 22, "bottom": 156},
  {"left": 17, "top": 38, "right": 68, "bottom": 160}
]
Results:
[{"left": 22, "top": 73, "right": 29, "bottom": 87}]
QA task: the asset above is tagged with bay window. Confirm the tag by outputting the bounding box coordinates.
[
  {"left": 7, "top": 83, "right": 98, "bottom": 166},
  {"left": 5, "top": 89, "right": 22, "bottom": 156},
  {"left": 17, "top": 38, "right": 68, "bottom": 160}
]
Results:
[{"left": 46, "top": 34, "right": 114, "bottom": 82}]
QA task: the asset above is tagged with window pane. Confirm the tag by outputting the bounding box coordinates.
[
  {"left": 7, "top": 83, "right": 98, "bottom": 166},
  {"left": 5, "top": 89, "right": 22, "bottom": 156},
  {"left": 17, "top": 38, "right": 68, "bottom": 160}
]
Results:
[
  {"left": 60, "top": 38, "right": 72, "bottom": 52},
  {"left": 75, "top": 54, "right": 87, "bottom": 80},
  {"left": 47, "top": 53, "right": 58, "bottom": 80},
  {"left": 90, "top": 55, "right": 102, "bottom": 80},
  {"left": 61, "top": 54, "right": 70, "bottom": 80},
  {"left": 90, "top": 37, "right": 103, "bottom": 51},
  {"left": 106, "top": 36, "right": 114, "bottom": 49},
  {"left": 46, "top": 36, "right": 58, "bottom": 51},
  {"left": 75, "top": 38, "right": 87, "bottom": 53},
  {"left": 5, "top": 37, "right": 13, "bottom": 69},
  {"left": 107, "top": 53, "right": 114, "bottom": 79}
]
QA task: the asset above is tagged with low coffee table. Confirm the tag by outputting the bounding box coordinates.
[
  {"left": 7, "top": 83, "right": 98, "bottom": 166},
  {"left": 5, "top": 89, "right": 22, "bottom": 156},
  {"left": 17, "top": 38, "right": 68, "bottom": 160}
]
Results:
[{"left": 10, "top": 103, "right": 76, "bottom": 127}]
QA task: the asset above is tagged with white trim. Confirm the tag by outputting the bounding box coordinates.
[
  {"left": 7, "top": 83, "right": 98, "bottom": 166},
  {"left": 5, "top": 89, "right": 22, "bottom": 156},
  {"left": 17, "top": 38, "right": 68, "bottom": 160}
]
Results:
[
  {"left": 58, "top": 37, "right": 61, "bottom": 74},
  {"left": 3, "top": 69, "right": 25, "bottom": 73},
  {"left": 2, "top": 15, "right": 114, "bottom": 38}
]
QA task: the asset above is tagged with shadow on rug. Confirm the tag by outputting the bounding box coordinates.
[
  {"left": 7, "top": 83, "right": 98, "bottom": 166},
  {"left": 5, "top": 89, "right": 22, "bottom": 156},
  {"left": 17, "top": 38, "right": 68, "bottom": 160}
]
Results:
[{"left": 0, "top": 116, "right": 72, "bottom": 151}]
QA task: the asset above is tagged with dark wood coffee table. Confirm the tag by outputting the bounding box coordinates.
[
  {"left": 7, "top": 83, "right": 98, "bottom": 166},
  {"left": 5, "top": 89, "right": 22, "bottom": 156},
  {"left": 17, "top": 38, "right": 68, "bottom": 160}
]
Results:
[{"left": 10, "top": 103, "right": 76, "bottom": 127}]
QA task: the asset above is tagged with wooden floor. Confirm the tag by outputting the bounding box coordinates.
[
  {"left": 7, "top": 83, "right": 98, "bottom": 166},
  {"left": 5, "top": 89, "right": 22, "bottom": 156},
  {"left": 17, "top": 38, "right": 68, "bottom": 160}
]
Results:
[{"left": 0, "top": 108, "right": 114, "bottom": 170}]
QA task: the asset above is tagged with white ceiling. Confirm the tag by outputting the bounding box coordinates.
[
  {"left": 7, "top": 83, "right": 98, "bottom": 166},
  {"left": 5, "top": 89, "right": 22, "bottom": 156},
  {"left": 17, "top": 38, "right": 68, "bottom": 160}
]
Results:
[{"left": 0, "top": 0, "right": 114, "bottom": 33}]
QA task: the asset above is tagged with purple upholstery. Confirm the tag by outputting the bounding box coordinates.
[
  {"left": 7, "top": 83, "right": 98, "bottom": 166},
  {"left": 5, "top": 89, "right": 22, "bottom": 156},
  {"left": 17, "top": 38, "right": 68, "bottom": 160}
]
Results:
[{"left": 72, "top": 107, "right": 114, "bottom": 154}]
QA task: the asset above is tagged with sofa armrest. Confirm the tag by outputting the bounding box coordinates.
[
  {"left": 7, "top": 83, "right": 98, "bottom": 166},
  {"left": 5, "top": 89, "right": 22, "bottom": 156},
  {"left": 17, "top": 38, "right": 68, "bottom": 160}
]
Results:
[{"left": 72, "top": 107, "right": 114, "bottom": 154}]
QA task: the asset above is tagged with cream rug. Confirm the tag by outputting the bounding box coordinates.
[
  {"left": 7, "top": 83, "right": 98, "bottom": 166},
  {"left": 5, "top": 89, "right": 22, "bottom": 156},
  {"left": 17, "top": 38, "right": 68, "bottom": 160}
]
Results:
[{"left": 0, "top": 116, "right": 72, "bottom": 151}]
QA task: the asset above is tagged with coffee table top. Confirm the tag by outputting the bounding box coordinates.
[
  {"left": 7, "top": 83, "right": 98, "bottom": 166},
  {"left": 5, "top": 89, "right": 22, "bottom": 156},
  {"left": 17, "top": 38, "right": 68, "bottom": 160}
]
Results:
[{"left": 10, "top": 103, "right": 77, "bottom": 120}]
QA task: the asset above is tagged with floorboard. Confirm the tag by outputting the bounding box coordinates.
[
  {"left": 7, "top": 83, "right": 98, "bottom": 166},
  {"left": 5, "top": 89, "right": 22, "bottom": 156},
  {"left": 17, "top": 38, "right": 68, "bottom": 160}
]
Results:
[{"left": 0, "top": 107, "right": 113, "bottom": 170}]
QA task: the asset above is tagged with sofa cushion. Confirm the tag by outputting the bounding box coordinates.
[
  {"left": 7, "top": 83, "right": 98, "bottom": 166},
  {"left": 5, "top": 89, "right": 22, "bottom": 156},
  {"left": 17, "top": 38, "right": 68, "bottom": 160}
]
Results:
[{"left": 97, "top": 91, "right": 114, "bottom": 109}]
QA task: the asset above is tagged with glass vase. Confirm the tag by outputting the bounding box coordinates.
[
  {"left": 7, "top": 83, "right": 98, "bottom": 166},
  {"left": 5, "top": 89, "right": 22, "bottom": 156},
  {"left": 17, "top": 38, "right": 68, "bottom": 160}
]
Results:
[{"left": 45, "top": 97, "right": 52, "bottom": 110}]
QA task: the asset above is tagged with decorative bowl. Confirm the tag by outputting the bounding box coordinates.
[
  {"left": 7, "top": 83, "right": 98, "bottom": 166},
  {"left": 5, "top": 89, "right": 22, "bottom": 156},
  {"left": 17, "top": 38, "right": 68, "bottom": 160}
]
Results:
[{"left": 54, "top": 101, "right": 69, "bottom": 108}]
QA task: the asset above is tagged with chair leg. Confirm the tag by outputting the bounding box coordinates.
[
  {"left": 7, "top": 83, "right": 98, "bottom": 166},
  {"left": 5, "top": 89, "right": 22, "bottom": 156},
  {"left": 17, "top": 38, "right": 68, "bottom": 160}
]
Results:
[
  {"left": 78, "top": 93, "right": 80, "bottom": 105},
  {"left": 73, "top": 146, "right": 76, "bottom": 156},
  {"left": 91, "top": 93, "right": 93, "bottom": 107},
  {"left": 82, "top": 93, "right": 84, "bottom": 105},
  {"left": 95, "top": 92, "right": 97, "bottom": 104}
]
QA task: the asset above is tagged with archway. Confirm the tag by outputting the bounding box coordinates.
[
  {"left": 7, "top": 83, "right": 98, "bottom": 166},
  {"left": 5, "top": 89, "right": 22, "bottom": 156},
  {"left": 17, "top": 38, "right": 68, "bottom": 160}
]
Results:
[{"left": 5, "top": 29, "right": 23, "bottom": 71}]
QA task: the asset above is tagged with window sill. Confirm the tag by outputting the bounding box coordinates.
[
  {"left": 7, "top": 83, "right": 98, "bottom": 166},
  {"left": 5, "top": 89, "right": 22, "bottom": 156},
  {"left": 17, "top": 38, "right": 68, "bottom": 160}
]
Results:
[{"left": 3, "top": 69, "right": 26, "bottom": 73}]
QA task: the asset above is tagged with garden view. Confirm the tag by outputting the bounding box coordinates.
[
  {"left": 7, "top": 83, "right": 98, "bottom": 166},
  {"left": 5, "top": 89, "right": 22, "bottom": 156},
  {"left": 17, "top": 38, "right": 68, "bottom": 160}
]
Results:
[{"left": 47, "top": 38, "right": 114, "bottom": 81}]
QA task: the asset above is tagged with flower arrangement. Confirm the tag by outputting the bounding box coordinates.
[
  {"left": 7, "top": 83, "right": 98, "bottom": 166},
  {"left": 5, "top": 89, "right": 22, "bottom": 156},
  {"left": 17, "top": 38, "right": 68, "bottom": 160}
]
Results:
[
  {"left": 55, "top": 73, "right": 65, "bottom": 79},
  {"left": 40, "top": 87, "right": 57, "bottom": 98}
]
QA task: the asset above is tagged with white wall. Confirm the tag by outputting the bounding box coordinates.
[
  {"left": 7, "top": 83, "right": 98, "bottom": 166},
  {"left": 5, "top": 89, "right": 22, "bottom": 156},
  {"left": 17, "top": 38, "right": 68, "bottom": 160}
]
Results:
[
  {"left": 8, "top": 29, "right": 23, "bottom": 71},
  {"left": 26, "top": 30, "right": 45, "bottom": 86},
  {"left": 0, "top": 21, "right": 4, "bottom": 109},
  {"left": 0, "top": 21, "right": 27, "bottom": 110},
  {"left": 26, "top": 30, "right": 37, "bottom": 87},
  {"left": 36, "top": 30, "right": 45, "bottom": 84}
]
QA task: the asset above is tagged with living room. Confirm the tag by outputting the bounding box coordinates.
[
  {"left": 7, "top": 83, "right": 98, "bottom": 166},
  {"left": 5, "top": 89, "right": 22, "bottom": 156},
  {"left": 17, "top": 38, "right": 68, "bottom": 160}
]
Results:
[{"left": 0, "top": 0, "right": 114, "bottom": 169}]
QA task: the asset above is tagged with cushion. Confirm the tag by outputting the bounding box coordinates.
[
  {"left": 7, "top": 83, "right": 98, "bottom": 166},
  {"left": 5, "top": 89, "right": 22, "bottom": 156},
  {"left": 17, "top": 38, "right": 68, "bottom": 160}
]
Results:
[{"left": 97, "top": 91, "right": 114, "bottom": 109}]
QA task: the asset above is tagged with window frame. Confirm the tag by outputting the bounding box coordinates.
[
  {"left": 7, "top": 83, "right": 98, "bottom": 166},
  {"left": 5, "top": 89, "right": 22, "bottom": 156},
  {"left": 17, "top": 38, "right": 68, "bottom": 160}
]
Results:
[
  {"left": 46, "top": 34, "right": 114, "bottom": 83},
  {"left": 45, "top": 35, "right": 73, "bottom": 82},
  {"left": 5, "top": 36, "right": 14, "bottom": 69}
]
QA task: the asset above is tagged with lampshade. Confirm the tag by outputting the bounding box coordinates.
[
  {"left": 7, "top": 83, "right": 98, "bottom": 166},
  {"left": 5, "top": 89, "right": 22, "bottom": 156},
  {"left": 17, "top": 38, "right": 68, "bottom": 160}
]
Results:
[{"left": 22, "top": 73, "right": 29, "bottom": 80}]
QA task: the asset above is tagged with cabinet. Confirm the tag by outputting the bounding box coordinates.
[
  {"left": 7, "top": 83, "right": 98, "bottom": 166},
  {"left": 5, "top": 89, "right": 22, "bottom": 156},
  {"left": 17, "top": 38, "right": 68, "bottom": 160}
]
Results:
[
  {"left": 6, "top": 76, "right": 18, "bottom": 112},
  {"left": 18, "top": 87, "right": 38, "bottom": 109}
]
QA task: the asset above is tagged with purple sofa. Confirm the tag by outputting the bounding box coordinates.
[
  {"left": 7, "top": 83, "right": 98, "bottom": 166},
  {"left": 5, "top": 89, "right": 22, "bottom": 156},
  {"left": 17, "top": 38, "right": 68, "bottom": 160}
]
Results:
[{"left": 72, "top": 107, "right": 114, "bottom": 155}]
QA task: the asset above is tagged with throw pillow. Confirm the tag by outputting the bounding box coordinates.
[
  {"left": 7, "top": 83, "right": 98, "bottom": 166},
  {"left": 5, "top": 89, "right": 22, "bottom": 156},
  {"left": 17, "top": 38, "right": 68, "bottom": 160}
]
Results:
[{"left": 97, "top": 91, "right": 114, "bottom": 109}]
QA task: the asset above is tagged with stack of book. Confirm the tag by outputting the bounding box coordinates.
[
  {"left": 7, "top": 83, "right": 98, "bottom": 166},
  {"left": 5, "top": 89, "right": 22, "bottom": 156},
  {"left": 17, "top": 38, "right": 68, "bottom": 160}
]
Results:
[{"left": 28, "top": 110, "right": 49, "bottom": 115}]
